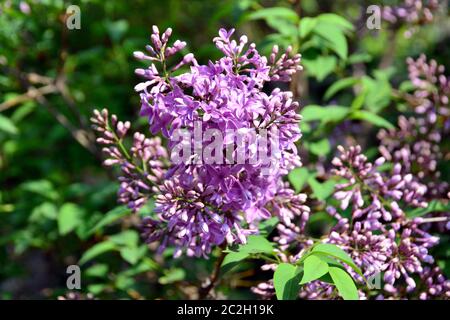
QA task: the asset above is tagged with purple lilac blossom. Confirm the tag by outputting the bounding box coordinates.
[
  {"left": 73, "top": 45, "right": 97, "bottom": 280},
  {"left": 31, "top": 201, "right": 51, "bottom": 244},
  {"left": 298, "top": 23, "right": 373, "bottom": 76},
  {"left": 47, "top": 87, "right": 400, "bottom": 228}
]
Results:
[
  {"left": 325, "top": 146, "right": 447, "bottom": 298},
  {"left": 382, "top": 0, "right": 439, "bottom": 37},
  {"left": 253, "top": 145, "right": 448, "bottom": 300},
  {"left": 378, "top": 55, "right": 449, "bottom": 200},
  {"left": 330, "top": 145, "right": 427, "bottom": 230},
  {"left": 378, "top": 55, "right": 449, "bottom": 234},
  {"left": 91, "top": 109, "right": 168, "bottom": 213},
  {"left": 93, "top": 26, "right": 304, "bottom": 257}
]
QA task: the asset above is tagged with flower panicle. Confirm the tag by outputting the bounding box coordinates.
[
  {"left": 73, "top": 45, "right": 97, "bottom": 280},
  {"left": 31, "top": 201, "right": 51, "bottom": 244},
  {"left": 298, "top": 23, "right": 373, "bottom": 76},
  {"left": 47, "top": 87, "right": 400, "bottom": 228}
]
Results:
[{"left": 91, "top": 108, "right": 168, "bottom": 212}]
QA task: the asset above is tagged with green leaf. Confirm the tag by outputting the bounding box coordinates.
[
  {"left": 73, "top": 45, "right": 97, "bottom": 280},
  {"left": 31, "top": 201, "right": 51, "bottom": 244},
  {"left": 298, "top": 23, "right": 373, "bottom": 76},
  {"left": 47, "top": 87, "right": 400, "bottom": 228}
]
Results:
[
  {"left": 235, "top": 235, "right": 274, "bottom": 254},
  {"left": 300, "top": 255, "right": 329, "bottom": 284},
  {"left": 301, "top": 105, "right": 349, "bottom": 123},
  {"left": 328, "top": 267, "right": 359, "bottom": 300},
  {"left": 351, "top": 90, "right": 367, "bottom": 110},
  {"left": 266, "top": 19, "right": 298, "bottom": 38},
  {"left": 288, "top": 167, "right": 310, "bottom": 192},
  {"left": 399, "top": 80, "right": 415, "bottom": 93},
  {"left": 122, "top": 258, "right": 158, "bottom": 276},
  {"left": 273, "top": 263, "right": 302, "bottom": 300},
  {"left": 21, "top": 180, "right": 59, "bottom": 201},
  {"left": 115, "top": 274, "right": 135, "bottom": 290},
  {"left": 324, "top": 77, "right": 359, "bottom": 100},
  {"left": 109, "top": 230, "right": 139, "bottom": 247},
  {"left": 247, "top": 7, "right": 299, "bottom": 23},
  {"left": 79, "top": 241, "right": 117, "bottom": 265},
  {"left": 348, "top": 53, "right": 372, "bottom": 64},
  {"left": 105, "top": 20, "right": 129, "bottom": 43},
  {"left": 361, "top": 75, "right": 392, "bottom": 112},
  {"left": 259, "top": 217, "right": 279, "bottom": 236},
  {"left": 120, "top": 246, "right": 146, "bottom": 265},
  {"left": 11, "top": 101, "right": 36, "bottom": 123},
  {"left": 311, "top": 243, "right": 363, "bottom": 278},
  {"left": 221, "top": 251, "right": 249, "bottom": 274},
  {"left": 159, "top": 268, "right": 186, "bottom": 285},
  {"left": 317, "top": 14, "right": 355, "bottom": 32},
  {"left": 87, "top": 284, "right": 107, "bottom": 295},
  {"left": 311, "top": 253, "right": 347, "bottom": 269},
  {"left": 29, "top": 202, "right": 58, "bottom": 222},
  {"left": 351, "top": 110, "right": 394, "bottom": 129},
  {"left": 85, "top": 264, "right": 109, "bottom": 278},
  {"left": 298, "top": 17, "right": 317, "bottom": 38},
  {"left": 87, "top": 206, "right": 130, "bottom": 235},
  {"left": 0, "top": 114, "right": 18, "bottom": 135},
  {"left": 314, "top": 23, "right": 348, "bottom": 59},
  {"left": 309, "top": 139, "right": 331, "bottom": 157},
  {"left": 302, "top": 56, "right": 337, "bottom": 81},
  {"left": 308, "top": 177, "right": 336, "bottom": 201},
  {"left": 58, "top": 203, "right": 84, "bottom": 235}
]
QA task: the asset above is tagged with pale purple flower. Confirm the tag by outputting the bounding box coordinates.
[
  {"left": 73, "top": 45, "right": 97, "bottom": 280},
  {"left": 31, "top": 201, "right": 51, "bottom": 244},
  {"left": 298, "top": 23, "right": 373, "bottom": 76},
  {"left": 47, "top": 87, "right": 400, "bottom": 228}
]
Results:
[{"left": 94, "top": 26, "right": 305, "bottom": 257}]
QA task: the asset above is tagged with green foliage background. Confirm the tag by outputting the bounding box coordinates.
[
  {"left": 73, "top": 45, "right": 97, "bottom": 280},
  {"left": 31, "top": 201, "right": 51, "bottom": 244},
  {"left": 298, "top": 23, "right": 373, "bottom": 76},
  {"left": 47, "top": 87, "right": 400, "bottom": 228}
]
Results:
[{"left": 0, "top": 0, "right": 448, "bottom": 299}]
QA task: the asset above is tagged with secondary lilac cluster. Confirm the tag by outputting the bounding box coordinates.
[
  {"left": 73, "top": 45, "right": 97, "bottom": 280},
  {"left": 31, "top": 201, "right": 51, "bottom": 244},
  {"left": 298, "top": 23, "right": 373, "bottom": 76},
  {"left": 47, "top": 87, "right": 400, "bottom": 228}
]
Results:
[
  {"left": 325, "top": 146, "right": 449, "bottom": 299},
  {"left": 252, "top": 145, "right": 449, "bottom": 300},
  {"left": 270, "top": 184, "right": 311, "bottom": 250},
  {"left": 331, "top": 145, "right": 427, "bottom": 229},
  {"left": 379, "top": 55, "right": 449, "bottom": 196},
  {"left": 378, "top": 55, "right": 449, "bottom": 234},
  {"left": 93, "top": 26, "right": 304, "bottom": 258},
  {"left": 382, "top": 0, "right": 439, "bottom": 37}
]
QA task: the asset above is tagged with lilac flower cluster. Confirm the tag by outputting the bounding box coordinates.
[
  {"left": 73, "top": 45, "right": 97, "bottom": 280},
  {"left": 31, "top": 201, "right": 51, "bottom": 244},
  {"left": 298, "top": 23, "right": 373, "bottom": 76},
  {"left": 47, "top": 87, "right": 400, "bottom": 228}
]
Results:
[
  {"left": 382, "top": 0, "right": 439, "bottom": 37},
  {"left": 93, "top": 26, "right": 304, "bottom": 257},
  {"left": 270, "top": 185, "right": 311, "bottom": 250},
  {"left": 251, "top": 145, "right": 448, "bottom": 300},
  {"left": 325, "top": 146, "right": 449, "bottom": 299},
  {"left": 331, "top": 145, "right": 427, "bottom": 229},
  {"left": 91, "top": 109, "right": 168, "bottom": 213},
  {"left": 378, "top": 55, "right": 449, "bottom": 239},
  {"left": 379, "top": 55, "right": 449, "bottom": 201}
]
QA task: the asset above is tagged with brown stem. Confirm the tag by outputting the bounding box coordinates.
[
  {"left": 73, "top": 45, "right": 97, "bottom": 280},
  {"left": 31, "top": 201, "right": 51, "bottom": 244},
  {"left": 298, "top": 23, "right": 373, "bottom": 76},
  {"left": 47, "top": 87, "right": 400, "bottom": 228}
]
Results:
[
  {"left": 198, "top": 245, "right": 227, "bottom": 299},
  {"left": 0, "top": 84, "right": 58, "bottom": 112}
]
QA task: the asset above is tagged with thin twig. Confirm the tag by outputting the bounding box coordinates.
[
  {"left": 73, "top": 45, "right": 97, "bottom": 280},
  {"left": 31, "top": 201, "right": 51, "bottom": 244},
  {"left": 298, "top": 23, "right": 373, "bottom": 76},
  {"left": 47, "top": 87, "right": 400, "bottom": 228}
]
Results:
[
  {"left": 0, "top": 84, "right": 58, "bottom": 112},
  {"left": 199, "top": 246, "right": 227, "bottom": 299},
  {"left": 418, "top": 216, "right": 450, "bottom": 224}
]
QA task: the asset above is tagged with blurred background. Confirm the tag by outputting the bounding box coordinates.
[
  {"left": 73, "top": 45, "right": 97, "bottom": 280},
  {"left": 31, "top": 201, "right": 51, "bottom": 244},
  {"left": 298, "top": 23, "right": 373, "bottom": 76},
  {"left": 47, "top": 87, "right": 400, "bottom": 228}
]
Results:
[{"left": 0, "top": 0, "right": 449, "bottom": 299}]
